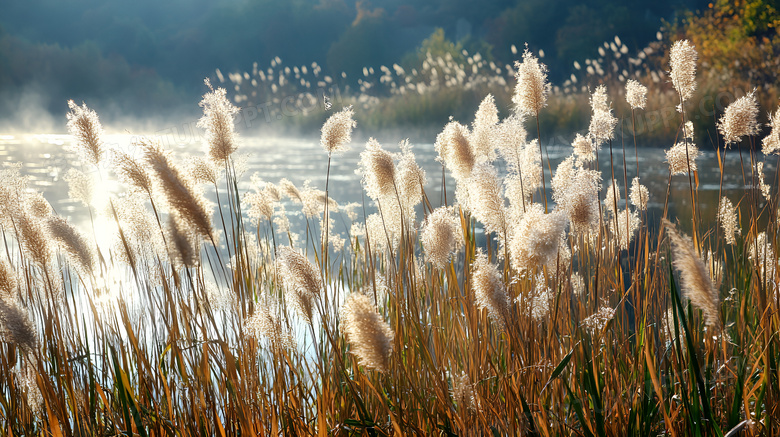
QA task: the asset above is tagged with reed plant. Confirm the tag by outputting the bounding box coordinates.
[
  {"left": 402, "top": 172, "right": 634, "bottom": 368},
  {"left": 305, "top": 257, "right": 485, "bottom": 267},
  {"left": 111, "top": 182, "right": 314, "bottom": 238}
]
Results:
[{"left": 2, "top": 39, "right": 780, "bottom": 437}]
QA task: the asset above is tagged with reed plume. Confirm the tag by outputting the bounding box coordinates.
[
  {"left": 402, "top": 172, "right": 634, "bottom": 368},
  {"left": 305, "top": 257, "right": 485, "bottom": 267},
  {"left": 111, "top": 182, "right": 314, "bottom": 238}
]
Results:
[
  {"left": 452, "top": 371, "right": 479, "bottom": 412},
  {"left": 435, "top": 121, "right": 475, "bottom": 182},
  {"left": 718, "top": 89, "right": 759, "bottom": 145},
  {"left": 665, "top": 219, "right": 720, "bottom": 329},
  {"left": 613, "top": 208, "right": 640, "bottom": 250},
  {"left": 167, "top": 215, "right": 199, "bottom": 268},
  {"left": 0, "top": 260, "right": 16, "bottom": 295},
  {"left": 320, "top": 105, "right": 356, "bottom": 153},
  {"left": 509, "top": 203, "right": 567, "bottom": 273},
  {"left": 142, "top": 139, "right": 213, "bottom": 238},
  {"left": 666, "top": 142, "right": 700, "bottom": 175},
  {"left": 572, "top": 133, "right": 595, "bottom": 163},
  {"left": 198, "top": 79, "right": 240, "bottom": 163},
  {"left": 112, "top": 149, "right": 154, "bottom": 195},
  {"left": 358, "top": 138, "right": 397, "bottom": 201},
  {"left": 718, "top": 197, "right": 740, "bottom": 245},
  {"left": 553, "top": 156, "right": 600, "bottom": 235},
  {"left": 15, "top": 209, "right": 51, "bottom": 267},
  {"left": 669, "top": 40, "right": 698, "bottom": 105},
  {"left": 279, "top": 178, "right": 303, "bottom": 203},
  {"left": 64, "top": 168, "right": 95, "bottom": 207},
  {"left": 421, "top": 206, "right": 463, "bottom": 269},
  {"left": 46, "top": 216, "right": 96, "bottom": 275},
  {"left": 468, "top": 163, "right": 507, "bottom": 237},
  {"left": 340, "top": 293, "right": 394, "bottom": 372},
  {"left": 276, "top": 246, "right": 321, "bottom": 324},
  {"left": 66, "top": 100, "right": 105, "bottom": 166},
  {"left": 629, "top": 177, "right": 649, "bottom": 211},
  {"left": 757, "top": 161, "right": 771, "bottom": 201},
  {"left": 472, "top": 251, "right": 509, "bottom": 330},
  {"left": 0, "top": 296, "right": 38, "bottom": 353},
  {"left": 395, "top": 140, "right": 425, "bottom": 216},
  {"left": 625, "top": 79, "right": 647, "bottom": 110},
  {"left": 187, "top": 156, "right": 221, "bottom": 185},
  {"left": 494, "top": 114, "right": 528, "bottom": 169},
  {"left": 27, "top": 192, "right": 52, "bottom": 218},
  {"left": 582, "top": 305, "right": 616, "bottom": 333},
  {"left": 588, "top": 85, "right": 617, "bottom": 146},
  {"left": 245, "top": 299, "right": 295, "bottom": 352},
  {"left": 513, "top": 45, "right": 549, "bottom": 117},
  {"left": 762, "top": 106, "right": 780, "bottom": 155},
  {"left": 470, "top": 94, "right": 499, "bottom": 162}
]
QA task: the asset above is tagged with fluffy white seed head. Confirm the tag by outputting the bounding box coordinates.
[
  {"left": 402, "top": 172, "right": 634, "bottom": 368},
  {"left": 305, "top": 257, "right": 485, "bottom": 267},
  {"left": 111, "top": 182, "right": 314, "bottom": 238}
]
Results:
[
  {"left": 718, "top": 89, "right": 759, "bottom": 146},
  {"left": 669, "top": 40, "right": 698, "bottom": 104},
  {"left": 340, "top": 293, "right": 394, "bottom": 372},
  {"left": 421, "top": 206, "right": 463, "bottom": 269},
  {"left": 718, "top": 197, "right": 740, "bottom": 245},
  {"left": 320, "top": 106, "right": 356, "bottom": 153},
  {"left": 625, "top": 79, "right": 647, "bottom": 110},
  {"left": 66, "top": 100, "right": 105, "bottom": 166},
  {"left": 666, "top": 142, "right": 699, "bottom": 175},
  {"left": 197, "top": 80, "right": 240, "bottom": 163},
  {"left": 513, "top": 46, "right": 549, "bottom": 117}
]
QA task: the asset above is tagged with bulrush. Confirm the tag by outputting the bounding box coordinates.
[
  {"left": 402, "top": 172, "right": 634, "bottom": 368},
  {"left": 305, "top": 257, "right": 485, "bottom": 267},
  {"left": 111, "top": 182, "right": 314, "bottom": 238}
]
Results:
[
  {"left": 625, "top": 79, "right": 647, "bottom": 110},
  {"left": 472, "top": 251, "right": 509, "bottom": 330},
  {"left": 320, "top": 106, "right": 356, "bottom": 154},
  {"left": 665, "top": 142, "right": 700, "bottom": 175},
  {"left": 357, "top": 138, "right": 397, "bottom": 201},
  {"left": 718, "top": 89, "right": 759, "bottom": 145},
  {"left": 46, "top": 216, "right": 96, "bottom": 275},
  {"left": 0, "top": 296, "right": 38, "bottom": 353},
  {"left": 509, "top": 203, "right": 567, "bottom": 273},
  {"left": 665, "top": 219, "right": 720, "bottom": 329},
  {"left": 340, "top": 293, "right": 394, "bottom": 372},
  {"left": 66, "top": 100, "right": 105, "bottom": 166},
  {"left": 718, "top": 197, "right": 740, "bottom": 245},
  {"left": 513, "top": 46, "right": 549, "bottom": 117},
  {"left": 629, "top": 177, "right": 650, "bottom": 211},
  {"left": 142, "top": 139, "right": 213, "bottom": 239},
  {"left": 762, "top": 106, "right": 780, "bottom": 155},
  {"left": 588, "top": 85, "right": 617, "bottom": 146},
  {"left": 470, "top": 94, "right": 499, "bottom": 162},
  {"left": 669, "top": 40, "right": 698, "bottom": 105},
  {"left": 276, "top": 246, "right": 321, "bottom": 324},
  {"left": 198, "top": 79, "right": 240, "bottom": 163},
  {"left": 420, "top": 206, "right": 463, "bottom": 269},
  {"left": 434, "top": 121, "right": 475, "bottom": 182}
]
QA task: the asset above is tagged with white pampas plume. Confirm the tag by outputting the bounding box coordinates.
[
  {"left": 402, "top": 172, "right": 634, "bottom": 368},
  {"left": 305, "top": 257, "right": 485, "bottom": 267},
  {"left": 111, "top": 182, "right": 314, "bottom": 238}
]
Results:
[
  {"left": 435, "top": 121, "right": 475, "bottom": 182},
  {"left": 357, "top": 138, "right": 397, "bottom": 201},
  {"left": 509, "top": 203, "right": 568, "bottom": 273},
  {"left": 718, "top": 197, "right": 740, "bottom": 245},
  {"left": 471, "top": 94, "right": 499, "bottom": 162},
  {"left": 762, "top": 106, "right": 780, "bottom": 155},
  {"left": 276, "top": 246, "right": 321, "bottom": 324},
  {"left": 666, "top": 142, "right": 700, "bottom": 175}
]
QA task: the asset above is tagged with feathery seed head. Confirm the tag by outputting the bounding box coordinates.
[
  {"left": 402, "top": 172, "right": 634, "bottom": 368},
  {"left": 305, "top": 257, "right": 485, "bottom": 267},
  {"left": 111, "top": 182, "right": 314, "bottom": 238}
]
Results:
[
  {"left": 629, "top": 177, "right": 649, "bottom": 211},
  {"left": 472, "top": 251, "right": 509, "bottom": 330},
  {"left": 572, "top": 133, "right": 596, "bottom": 162},
  {"left": 625, "top": 79, "right": 647, "bottom": 110},
  {"left": 197, "top": 80, "right": 240, "bottom": 163},
  {"left": 112, "top": 149, "right": 153, "bottom": 194},
  {"left": 718, "top": 89, "right": 759, "bottom": 146},
  {"left": 66, "top": 100, "right": 105, "bottom": 166},
  {"left": 244, "top": 299, "right": 296, "bottom": 352},
  {"left": 167, "top": 215, "right": 200, "bottom": 268},
  {"left": 320, "top": 106, "right": 356, "bottom": 153},
  {"left": 340, "top": 293, "right": 394, "bottom": 372},
  {"left": 0, "top": 296, "right": 38, "bottom": 353},
  {"left": 46, "top": 216, "right": 96, "bottom": 275},
  {"left": 665, "top": 219, "right": 720, "bottom": 329},
  {"left": 589, "top": 85, "right": 617, "bottom": 145},
  {"left": 471, "top": 94, "right": 499, "bottom": 162},
  {"left": 553, "top": 156, "right": 601, "bottom": 235},
  {"left": 0, "top": 260, "right": 16, "bottom": 295},
  {"left": 718, "top": 197, "right": 740, "bottom": 245},
  {"left": 494, "top": 114, "right": 528, "bottom": 171},
  {"left": 762, "top": 107, "right": 780, "bottom": 155},
  {"left": 758, "top": 161, "right": 771, "bottom": 201},
  {"left": 509, "top": 203, "right": 568, "bottom": 273},
  {"left": 421, "top": 206, "right": 463, "bottom": 269},
  {"left": 666, "top": 142, "right": 699, "bottom": 175},
  {"left": 669, "top": 40, "right": 698, "bottom": 103},
  {"left": 358, "top": 138, "right": 396, "bottom": 200},
  {"left": 26, "top": 192, "right": 52, "bottom": 218},
  {"left": 468, "top": 163, "right": 507, "bottom": 237},
  {"left": 434, "top": 121, "right": 475, "bottom": 181},
  {"left": 513, "top": 46, "right": 549, "bottom": 117},
  {"left": 276, "top": 246, "right": 321, "bottom": 324}
]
